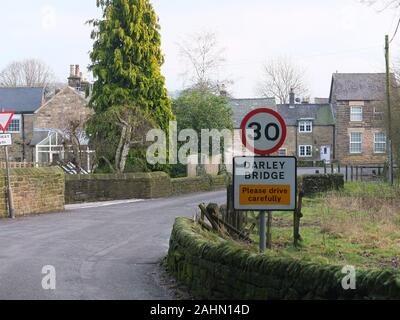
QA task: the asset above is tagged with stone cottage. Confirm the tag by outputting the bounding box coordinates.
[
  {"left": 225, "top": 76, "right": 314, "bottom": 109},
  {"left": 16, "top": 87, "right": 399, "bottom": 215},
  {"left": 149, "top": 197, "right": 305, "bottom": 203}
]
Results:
[
  {"left": 276, "top": 91, "right": 335, "bottom": 163},
  {"left": 329, "top": 73, "right": 387, "bottom": 165},
  {"left": 0, "top": 65, "right": 94, "bottom": 170}
]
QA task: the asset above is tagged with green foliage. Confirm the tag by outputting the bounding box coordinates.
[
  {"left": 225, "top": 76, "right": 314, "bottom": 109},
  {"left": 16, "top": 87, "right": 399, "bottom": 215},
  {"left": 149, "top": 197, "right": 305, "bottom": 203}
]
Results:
[
  {"left": 173, "top": 89, "right": 233, "bottom": 135},
  {"left": 87, "top": 0, "right": 174, "bottom": 171}
]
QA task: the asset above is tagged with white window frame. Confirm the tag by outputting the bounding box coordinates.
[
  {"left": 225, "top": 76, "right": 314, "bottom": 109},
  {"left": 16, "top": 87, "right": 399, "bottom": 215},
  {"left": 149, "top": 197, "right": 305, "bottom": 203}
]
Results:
[
  {"left": 350, "top": 106, "right": 363, "bottom": 122},
  {"left": 299, "top": 145, "right": 312, "bottom": 158},
  {"left": 350, "top": 132, "right": 362, "bottom": 154},
  {"left": 374, "top": 132, "right": 386, "bottom": 154},
  {"left": 278, "top": 148, "right": 287, "bottom": 156},
  {"left": 299, "top": 121, "right": 313, "bottom": 133},
  {"left": 5, "top": 114, "right": 21, "bottom": 133}
]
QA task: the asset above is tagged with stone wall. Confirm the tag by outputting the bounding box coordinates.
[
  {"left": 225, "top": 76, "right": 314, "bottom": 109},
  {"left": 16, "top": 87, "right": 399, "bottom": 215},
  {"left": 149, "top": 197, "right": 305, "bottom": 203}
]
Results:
[
  {"left": 167, "top": 217, "right": 400, "bottom": 300},
  {"left": 65, "top": 173, "right": 228, "bottom": 204},
  {"left": 0, "top": 167, "right": 65, "bottom": 218}
]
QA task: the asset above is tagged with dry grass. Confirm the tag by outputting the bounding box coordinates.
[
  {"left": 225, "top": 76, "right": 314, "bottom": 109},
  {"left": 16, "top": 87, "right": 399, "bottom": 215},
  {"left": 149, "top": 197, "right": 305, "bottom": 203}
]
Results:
[{"left": 319, "top": 193, "right": 400, "bottom": 246}]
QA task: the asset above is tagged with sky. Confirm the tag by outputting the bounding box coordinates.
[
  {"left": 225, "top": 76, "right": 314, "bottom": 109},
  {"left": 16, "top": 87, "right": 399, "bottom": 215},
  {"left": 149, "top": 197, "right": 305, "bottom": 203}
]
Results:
[{"left": 1, "top": 0, "right": 400, "bottom": 100}]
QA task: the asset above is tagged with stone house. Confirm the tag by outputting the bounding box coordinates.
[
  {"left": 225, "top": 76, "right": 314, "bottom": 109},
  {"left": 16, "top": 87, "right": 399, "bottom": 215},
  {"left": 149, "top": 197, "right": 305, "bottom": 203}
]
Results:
[
  {"left": 0, "top": 65, "right": 94, "bottom": 169},
  {"left": 276, "top": 91, "right": 335, "bottom": 163},
  {"left": 329, "top": 73, "right": 387, "bottom": 165},
  {"left": 229, "top": 97, "right": 335, "bottom": 163},
  {"left": 0, "top": 87, "right": 45, "bottom": 162}
]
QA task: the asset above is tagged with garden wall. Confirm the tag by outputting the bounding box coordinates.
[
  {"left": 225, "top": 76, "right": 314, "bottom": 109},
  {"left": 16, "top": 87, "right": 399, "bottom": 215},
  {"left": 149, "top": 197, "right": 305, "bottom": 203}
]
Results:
[
  {"left": 0, "top": 167, "right": 65, "bottom": 218},
  {"left": 65, "top": 173, "right": 228, "bottom": 204},
  {"left": 167, "top": 217, "right": 400, "bottom": 300}
]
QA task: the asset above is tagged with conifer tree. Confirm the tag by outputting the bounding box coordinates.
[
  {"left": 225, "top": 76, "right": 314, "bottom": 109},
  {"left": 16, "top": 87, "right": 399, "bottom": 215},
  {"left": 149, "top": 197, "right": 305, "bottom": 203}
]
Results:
[{"left": 88, "top": 0, "right": 173, "bottom": 173}]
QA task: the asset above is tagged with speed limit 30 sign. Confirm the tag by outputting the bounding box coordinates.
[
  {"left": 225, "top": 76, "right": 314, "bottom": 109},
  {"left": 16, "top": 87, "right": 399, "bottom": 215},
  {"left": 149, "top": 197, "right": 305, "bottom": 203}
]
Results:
[{"left": 240, "top": 108, "right": 287, "bottom": 155}]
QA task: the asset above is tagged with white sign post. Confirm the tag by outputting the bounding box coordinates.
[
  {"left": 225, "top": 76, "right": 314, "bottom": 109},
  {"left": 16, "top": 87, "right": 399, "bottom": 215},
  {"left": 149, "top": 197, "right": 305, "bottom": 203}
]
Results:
[
  {"left": 234, "top": 157, "right": 297, "bottom": 211},
  {"left": 0, "top": 134, "right": 12, "bottom": 146},
  {"left": 236, "top": 108, "right": 297, "bottom": 252}
]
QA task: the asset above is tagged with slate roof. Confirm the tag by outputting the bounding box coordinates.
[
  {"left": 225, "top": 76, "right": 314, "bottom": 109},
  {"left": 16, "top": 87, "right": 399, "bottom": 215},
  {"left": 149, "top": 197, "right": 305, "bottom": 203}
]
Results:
[
  {"left": 329, "top": 73, "right": 386, "bottom": 102},
  {"left": 0, "top": 87, "right": 44, "bottom": 113},
  {"left": 277, "top": 104, "right": 335, "bottom": 126},
  {"left": 229, "top": 98, "right": 277, "bottom": 128}
]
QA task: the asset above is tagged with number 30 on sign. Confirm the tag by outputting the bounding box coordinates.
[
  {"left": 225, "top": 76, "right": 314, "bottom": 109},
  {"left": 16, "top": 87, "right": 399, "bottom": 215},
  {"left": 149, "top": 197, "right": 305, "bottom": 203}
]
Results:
[{"left": 240, "top": 108, "right": 286, "bottom": 155}]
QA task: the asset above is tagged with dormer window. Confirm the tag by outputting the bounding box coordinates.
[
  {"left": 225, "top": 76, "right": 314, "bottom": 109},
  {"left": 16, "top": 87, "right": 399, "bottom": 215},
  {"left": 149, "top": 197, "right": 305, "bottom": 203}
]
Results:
[{"left": 299, "top": 120, "right": 313, "bottom": 133}]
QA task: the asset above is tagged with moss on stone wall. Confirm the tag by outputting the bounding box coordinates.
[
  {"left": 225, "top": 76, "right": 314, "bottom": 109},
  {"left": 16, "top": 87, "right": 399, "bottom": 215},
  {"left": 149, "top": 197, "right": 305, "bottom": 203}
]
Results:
[{"left": 167, "top": 217, "right": 400, "bottom": 300}]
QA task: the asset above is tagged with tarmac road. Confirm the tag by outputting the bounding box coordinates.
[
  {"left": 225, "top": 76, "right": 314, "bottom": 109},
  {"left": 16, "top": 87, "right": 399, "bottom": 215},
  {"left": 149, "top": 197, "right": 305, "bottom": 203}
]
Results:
[{"left": 0, "top": 191, "right": 226, "bottom": 300}]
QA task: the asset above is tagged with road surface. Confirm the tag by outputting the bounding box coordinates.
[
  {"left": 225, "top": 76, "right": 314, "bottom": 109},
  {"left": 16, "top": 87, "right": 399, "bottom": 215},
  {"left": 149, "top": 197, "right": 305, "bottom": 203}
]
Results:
[{"left": 0, "top": 191, "right": 226, "bottom": 300}]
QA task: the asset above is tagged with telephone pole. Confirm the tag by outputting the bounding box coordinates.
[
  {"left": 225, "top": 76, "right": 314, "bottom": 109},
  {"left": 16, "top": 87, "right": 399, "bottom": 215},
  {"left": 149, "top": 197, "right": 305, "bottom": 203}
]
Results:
[{"left": 385, "top": 35, "right": 394, "bottom": 185}]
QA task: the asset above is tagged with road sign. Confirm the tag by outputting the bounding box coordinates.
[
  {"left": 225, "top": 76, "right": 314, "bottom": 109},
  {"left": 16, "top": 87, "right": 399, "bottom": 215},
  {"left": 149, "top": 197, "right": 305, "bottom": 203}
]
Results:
[
  {"left": 0, "top": 112, "right": 14, "bottom": 133},
  {"left": 240, "top": 108, "right": 287, "bottom": 155},
  {"left": 0, "top": 134, "right": 12, "bottom": 146},
  {"left": 233, "top": 156, "right": 297, "bottom": 211}
]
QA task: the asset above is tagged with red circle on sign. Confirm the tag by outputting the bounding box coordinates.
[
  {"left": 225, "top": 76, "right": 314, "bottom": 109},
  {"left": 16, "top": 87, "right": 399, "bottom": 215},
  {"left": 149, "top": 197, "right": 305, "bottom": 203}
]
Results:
[{"left": 240, "top": 108, "right": 287, "bottom": 155}]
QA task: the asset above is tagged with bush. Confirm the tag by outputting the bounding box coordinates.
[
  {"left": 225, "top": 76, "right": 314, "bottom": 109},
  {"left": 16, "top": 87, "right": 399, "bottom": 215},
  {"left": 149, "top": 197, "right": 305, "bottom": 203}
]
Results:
[{"left": 299, "top": 174, "right": 344, "bottom": 196}]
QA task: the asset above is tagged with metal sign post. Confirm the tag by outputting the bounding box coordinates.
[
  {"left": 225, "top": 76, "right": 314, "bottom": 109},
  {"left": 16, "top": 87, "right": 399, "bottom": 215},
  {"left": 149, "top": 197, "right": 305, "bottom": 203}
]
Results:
[
  {"left": 0, "top": 111, "right": 15, "bottom": 219},
  {"left": 236, "top": 108, "right": 296, "bottom": 252}
]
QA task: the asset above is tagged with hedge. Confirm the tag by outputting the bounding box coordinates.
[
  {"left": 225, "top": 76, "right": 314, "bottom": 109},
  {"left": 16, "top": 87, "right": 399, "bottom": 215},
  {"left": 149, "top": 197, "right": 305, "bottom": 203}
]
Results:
[
  {"left": 298, "top": 174, "right": 344, "bottom": 196},
  {"left": 167, "top": 218, "right": 400, "bottom": 300}
]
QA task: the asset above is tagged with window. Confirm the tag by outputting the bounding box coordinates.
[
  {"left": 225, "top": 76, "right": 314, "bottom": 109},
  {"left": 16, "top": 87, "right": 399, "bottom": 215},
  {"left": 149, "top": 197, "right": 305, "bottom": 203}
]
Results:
[
  {"left": 6, "top": 115, "right": 21, "bottom": 133},
  {"left": 373, "top": 107, "right": 384, "bottom": 120},
  {"left": 350, "top": 106, "right": 363, "bottom": 122},
  {"left": 299, "top": 145, "right": 312, "bottom": 157},
  {"left": 350, "top": 132, "right": 362, "bottom": 154},
  {"left": 278, "top": 148, "right": 287, "bottom": 156},
  {"left": 374, "top": 132, "right": 386, "bottom": 153},
  {"left": 299, "top": 121, "right": 313, "bottom": 133}
]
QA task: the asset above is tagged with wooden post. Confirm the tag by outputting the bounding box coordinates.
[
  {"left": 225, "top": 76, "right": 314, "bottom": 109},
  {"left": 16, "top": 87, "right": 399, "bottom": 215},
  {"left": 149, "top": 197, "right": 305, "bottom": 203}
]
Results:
[
  {"left": 351, "top": 166, "right": 354, "bottom": 182},
  {"left": 360, "top": 167, "right": 363, "bottom": 182},
  {"left": 346, "top": 165, "right": 348, "bottom": 182},
  {"left": 266, "top": 211, "right": 272, "bottom": 249},
  {"left": 259, "top": 211, "right": 266, "bottom": 252},
  {"left": 294, "top": 192, "right": 303, "bottom": 247},
  {"left": 356, "top": 166, "right": 359, "bottom": 181}
]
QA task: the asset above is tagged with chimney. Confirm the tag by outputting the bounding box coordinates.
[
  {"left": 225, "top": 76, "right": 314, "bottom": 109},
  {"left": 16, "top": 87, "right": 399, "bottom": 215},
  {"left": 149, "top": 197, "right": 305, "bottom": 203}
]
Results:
[
  {"left": 289, "top": 88, "right": 295, "bottom": 105},
  {"left": 70, "top": 65, "right": 75, "bottom": 77},
  {"left": 75, "top": 65, "right": 80, "bottom": 77}
]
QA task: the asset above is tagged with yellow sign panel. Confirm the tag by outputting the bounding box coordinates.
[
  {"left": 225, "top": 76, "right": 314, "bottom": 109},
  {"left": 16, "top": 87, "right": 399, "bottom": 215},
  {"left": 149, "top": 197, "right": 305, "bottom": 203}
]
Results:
[{"left": 239, "top": 185, "right": 291, "bottom": 206}]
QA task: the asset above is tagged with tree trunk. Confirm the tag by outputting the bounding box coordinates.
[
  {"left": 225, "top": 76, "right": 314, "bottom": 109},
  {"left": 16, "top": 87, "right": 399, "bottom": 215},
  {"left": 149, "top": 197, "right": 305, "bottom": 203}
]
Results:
[
  {"left": 118, "top": 126, "right": 132, "bottom": 173},
  {"left": 115, "top": 125, "right": 128, "bottom": 173}
]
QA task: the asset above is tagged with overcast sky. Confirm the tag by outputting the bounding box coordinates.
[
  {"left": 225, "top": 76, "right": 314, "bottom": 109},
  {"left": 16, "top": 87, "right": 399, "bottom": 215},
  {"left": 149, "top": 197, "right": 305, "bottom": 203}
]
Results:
[{"left": 1, "top": 0, "right": 400, "bottom": 99}]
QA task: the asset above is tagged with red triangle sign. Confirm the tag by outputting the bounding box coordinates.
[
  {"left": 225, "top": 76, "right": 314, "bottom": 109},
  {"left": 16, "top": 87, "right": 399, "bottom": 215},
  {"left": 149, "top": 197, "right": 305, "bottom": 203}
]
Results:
[{"left": 0, "top": 112, "right": 15, "bottom": 133}]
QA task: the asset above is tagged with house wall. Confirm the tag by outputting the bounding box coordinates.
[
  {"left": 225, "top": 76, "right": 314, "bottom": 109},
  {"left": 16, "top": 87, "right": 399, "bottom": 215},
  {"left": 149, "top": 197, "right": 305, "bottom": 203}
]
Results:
[
  {"left": 335, "top": 100, "right": 387, "bottom": 165},
  {"left": 34, "top": 86, "right": 92, "bottom": 129},
  {"left": 280, "top": 125, "right": 334, "bottom": 161},
  {"left": 1, "top": 114, "right": 35, "bottom": 162}
]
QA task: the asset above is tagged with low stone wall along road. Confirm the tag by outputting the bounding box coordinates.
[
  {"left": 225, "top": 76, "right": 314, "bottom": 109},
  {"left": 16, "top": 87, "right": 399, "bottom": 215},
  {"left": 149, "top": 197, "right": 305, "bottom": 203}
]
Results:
[{"left": 0, "top": 191, "right": 226, "bottom": 300}]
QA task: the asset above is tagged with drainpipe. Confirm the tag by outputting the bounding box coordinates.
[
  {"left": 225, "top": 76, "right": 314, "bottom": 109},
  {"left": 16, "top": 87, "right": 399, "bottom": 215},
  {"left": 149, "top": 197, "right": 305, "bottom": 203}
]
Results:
[{"left": 21, "top": 114, "right": 26, "bottom": 161}]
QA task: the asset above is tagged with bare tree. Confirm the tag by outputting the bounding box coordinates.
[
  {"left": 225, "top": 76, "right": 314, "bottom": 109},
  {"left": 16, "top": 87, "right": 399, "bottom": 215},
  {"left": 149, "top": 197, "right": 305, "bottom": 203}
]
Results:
[
  {"left": 0, "top": 59, "right": 55, "bottom": 88},
  {"left": 257, "top": 57, "right": 309, "bottom": 104},
  {"left": 178, "top": 31, "right": 231, "bottom": 93}
]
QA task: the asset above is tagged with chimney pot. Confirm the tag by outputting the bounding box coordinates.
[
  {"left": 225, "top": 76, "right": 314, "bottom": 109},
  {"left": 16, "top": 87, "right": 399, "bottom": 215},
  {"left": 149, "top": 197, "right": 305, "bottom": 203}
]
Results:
[
  {"left": 70, "top": 65, "right": 75, "bottom": 77},
  {"left": 75, "top": 64, "right": 80, "bottom": 77}
]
